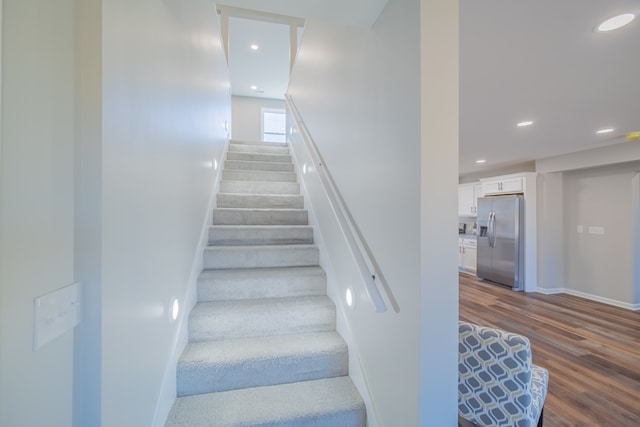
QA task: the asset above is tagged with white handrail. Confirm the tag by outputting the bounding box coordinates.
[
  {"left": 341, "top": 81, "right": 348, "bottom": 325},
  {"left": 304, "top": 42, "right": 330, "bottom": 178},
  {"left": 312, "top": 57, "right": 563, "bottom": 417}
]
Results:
[{"left": 285, "top": 95, "right": 399, "bottom": 314}]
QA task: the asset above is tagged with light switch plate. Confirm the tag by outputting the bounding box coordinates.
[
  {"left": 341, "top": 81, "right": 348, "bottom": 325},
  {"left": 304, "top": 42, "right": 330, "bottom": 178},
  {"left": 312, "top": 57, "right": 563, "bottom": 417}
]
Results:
[
  {"left": 33, "top": 282, "right": 80, "bottom": 351},
  {"left": 577, "top": 225, "right": 583, "bottom": 233},
  {"left": 588, "top": 226, "right": 605, "bottom": 235}
]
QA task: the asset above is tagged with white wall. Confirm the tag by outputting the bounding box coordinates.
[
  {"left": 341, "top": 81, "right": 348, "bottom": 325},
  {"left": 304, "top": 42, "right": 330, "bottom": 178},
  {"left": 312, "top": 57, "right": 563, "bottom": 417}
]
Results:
[
  {"left": 287, "top": 0, "right": 458, "bottom": 424},
  {"left": 0, "top": 1, "right": 77, "bottom": 425},
  {"left": 563, "top": 164, "right": 637, "bottom": 306},
  {"left": 232, "top": 95, "right": 286, "bottom": 141},
  {"left": 536, "top": 140, "right": 640, "bottom": 309},
  {"left": 101, "top": 1, "right": 230, "bottom": 426},
  {"left": 1, "top": 1, "right": 231, "bottom": 425}
]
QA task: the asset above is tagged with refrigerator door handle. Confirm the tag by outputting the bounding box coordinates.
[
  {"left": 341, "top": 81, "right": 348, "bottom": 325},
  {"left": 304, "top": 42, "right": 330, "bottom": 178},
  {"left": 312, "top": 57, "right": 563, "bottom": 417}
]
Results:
[{"left": 487, "top": 211, "right": 496, "bottom": 248}]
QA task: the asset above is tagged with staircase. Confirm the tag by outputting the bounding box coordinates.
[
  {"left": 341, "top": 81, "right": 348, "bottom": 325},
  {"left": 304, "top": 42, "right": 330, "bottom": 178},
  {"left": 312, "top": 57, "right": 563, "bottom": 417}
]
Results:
[{"left": 165, "top": 140, "right": 366, "bottom": 427}]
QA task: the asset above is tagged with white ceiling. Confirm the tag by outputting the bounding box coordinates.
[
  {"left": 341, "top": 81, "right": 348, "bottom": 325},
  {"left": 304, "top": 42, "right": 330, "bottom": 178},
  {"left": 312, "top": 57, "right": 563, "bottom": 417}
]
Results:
[
  {"left": 218, "top": 0, "right": 640, "bottom": 176},
  {"left": 220, "top": 0, "right": 387, "bottom": 100},
  {"left": 227, "top": 17, "right": 292, "bottom": 99},
  {"left": 460, "top": 0, "right": 640, "bottom": 176}
]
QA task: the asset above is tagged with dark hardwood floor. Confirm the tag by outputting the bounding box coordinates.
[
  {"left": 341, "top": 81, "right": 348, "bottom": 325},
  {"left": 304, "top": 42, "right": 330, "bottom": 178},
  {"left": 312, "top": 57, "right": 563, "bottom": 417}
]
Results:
[{"left": 459, "top": 273, "right": 640, "bottom": 427}]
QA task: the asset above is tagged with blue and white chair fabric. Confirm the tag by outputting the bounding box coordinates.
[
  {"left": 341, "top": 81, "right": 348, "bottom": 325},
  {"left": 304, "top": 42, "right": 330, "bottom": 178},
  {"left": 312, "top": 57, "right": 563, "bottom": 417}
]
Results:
[{"left": 458, "top": 321, "right": 549, "bottom": 427}]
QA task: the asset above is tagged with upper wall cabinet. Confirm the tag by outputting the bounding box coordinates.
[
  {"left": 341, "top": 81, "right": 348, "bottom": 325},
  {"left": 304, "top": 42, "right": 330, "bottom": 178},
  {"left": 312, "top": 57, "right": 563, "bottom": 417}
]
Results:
[
  {"left": 459, "top": 183, "right": 483, "bottom": 216},
  {"left": 481, "top": 176, "right": 523, "bottom": 195}
]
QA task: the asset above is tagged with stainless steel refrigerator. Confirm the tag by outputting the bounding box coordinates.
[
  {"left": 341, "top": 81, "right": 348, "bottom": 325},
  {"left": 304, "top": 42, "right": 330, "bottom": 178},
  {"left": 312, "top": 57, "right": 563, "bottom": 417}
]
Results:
[{"left": 476, "top": 195, "right": 524, "bottom": 291}]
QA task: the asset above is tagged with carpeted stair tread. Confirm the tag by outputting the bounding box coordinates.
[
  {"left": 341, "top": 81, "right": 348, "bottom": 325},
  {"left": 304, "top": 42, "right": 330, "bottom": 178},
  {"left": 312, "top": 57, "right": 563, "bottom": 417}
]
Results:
[
  {"left": 230, "top": 140, "right": 287, "bottom": 148},
  {"left": 226, "top": 151, "right": 292, "bottom": 164},
  {"left": 212, "top": 208, "right": 308, "bottom": 226},
  {"left": 177, "top": 331, "right": 348, "bottom": 396},
  {"left": 209, "top": 225, "right": 313, "bottom": 246},
  {"left": 197, "top": 266, "right": 326, "bottom": 301},
  {"left": 188, "top": 296, "right": 336, "bottom": 342},
  {"left": 203, "top": 244, "right": 319, "bottom": 269},
  {"left": 228, "top": 143, "right": 289, "bottom": 155},
  {"left": 217, "top": 193, "right": 304, "bottom": 209},
  {"left": 223, "top": 169, "right": 297, "bottom": 182},
  {"left": 224, "top": 160, "right": 295, "bottom": 172},
  {"left": 220, "top": 180, "right": 299, "bottom": 194},
  {"left": 166, "top": 376, "right": 366, "bottom": 427}
]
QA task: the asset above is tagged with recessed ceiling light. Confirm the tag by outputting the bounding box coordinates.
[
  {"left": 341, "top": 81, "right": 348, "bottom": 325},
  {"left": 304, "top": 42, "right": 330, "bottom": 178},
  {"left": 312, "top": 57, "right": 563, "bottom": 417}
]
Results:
[
  {"left": 517, "top": 121, "right": 534, "bottom": 127},
  {"left": 251, "top": 85, "right": 257, "bottom": 90},
  {"left": 476, "top": 159, "right": 486, "bottom": 164},
  {"left": 250, "top": 44, "right": 259, "bottom": 50},
  {"left": 596, "top": 13, "right": 635, "bottom": 32},
  {"left": 596, "top": 128, "right": 614, "bottom": 134}
]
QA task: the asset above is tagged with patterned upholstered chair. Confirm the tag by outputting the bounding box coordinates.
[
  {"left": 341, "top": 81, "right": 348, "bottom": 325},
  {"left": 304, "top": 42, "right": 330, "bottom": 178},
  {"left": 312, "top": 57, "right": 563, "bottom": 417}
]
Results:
[{"left": 458, "top": 321, "right": 549, "bottom": 427}]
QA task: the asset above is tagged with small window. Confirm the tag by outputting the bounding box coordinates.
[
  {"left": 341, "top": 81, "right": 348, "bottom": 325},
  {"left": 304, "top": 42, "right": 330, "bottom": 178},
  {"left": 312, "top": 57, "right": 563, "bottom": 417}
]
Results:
[{"left": 262, "top": 109, "right": 286, "bottom": 143}]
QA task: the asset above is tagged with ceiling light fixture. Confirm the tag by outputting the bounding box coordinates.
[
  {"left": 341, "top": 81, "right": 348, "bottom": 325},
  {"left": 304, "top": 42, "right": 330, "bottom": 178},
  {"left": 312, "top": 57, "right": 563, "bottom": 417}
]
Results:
[
  {"left": 476, "top": 159, "right": 486, "bottom": 164},
  {"left": 250, "top": 44, "right": 259, "bottom": 50},
  {"left": 596, "top": 13, "right": 635, "bottom": 32},
  {"left": 517, "top": 121, "right": 534, "bottom": 127},
  {"left": 251, "top": 85, "right": 257, "bottom": 90},
  {"left": 596, "top": 128, "right": 614, "bottom": 134}
]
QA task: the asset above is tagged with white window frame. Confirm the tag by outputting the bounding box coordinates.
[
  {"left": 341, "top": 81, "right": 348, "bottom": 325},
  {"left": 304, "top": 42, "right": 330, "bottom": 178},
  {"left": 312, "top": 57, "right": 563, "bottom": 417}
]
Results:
[{"left": 261, "top": 108, "right": 286, "bottom": 143}]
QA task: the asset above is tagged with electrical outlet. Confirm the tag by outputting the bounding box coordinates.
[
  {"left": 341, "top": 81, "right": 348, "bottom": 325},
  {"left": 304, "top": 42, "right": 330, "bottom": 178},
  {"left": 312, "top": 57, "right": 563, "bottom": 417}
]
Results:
[{"left": 33, "top": 282, "right": 80, "bottom": 351}]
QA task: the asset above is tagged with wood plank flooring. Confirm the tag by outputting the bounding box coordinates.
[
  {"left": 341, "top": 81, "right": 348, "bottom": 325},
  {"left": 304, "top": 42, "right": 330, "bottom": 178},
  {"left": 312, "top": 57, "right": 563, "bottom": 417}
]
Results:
[{"left": 459, "top": 274, "right": 640, "bottom": 427}]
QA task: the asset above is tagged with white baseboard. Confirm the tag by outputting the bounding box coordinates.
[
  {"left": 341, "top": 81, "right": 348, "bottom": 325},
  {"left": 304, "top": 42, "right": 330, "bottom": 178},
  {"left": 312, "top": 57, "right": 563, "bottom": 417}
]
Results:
[
  {"left": 535, "top": 287, "right": 564, "bottom": 295},
  {"left": 535, "top": 287, "right": 640, "bottom": 311}
]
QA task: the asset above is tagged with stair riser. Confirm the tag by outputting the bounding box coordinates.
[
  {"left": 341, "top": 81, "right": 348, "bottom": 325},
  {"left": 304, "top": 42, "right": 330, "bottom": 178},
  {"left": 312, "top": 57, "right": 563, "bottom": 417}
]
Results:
[
  {"left": 209, "top": 226, "right": 313, "bottom": 246},
  {"left": 223, "top": 170, "right": 297, "bottom": 182},
  {"left": 212, "top": 209, "right": 308, "bottom": 226},
  {"left": 220, "top": 181, "right": 299, "bottom": 195},
  {"left": 177, "top": 348, "right": 347, "bottom": 396},
  {"left": 198, "top": 268, "right": 326, "bottom": 301},
  {"left": 224, "top": 160, "right": 294, "bottom": 172},
  {"left": 189, "top": 302, "right": 336, "bottom": 342},
  {"left": 226, "top": 151, "right": 291, "bottom": 163},
  {"left": 203, "top": 246, "right": 319, "bottom": 269},
  {"left": 229, "top": 144, "right": 289, "bottom": 155},
  {"left": 217, "top": 194, "right": 304, "bottom": 209}
]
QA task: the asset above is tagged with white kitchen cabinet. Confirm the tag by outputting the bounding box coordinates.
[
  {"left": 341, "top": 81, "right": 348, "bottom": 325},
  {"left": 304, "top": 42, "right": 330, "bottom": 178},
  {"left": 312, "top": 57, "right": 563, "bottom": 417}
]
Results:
[
  {"left": 458, "top": 237, "right": 477, "bottom": 274},
  {"left": 482, "top": 176, "right": 523, "bottom": 195},
  {"left": 458, "top": 183, "right": 483, "bottom": 216}
]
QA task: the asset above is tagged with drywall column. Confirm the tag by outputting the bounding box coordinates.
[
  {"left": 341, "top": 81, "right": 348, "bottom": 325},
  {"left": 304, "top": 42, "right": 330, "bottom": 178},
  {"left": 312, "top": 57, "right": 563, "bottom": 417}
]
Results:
[
  {"left": 523, "top": 172, "right": 538, "bottom": 291},
  {"left": 537, "top": 172, "right": 565, "bottom": 293},
  {"left": 289, "top": 21, "right": 298, "bottom": 71},
  {"left": 419, "top": 0, "right": 459, "bottom": 424},
  {"left": 73, "top": 0, "right": 102, "bottom": 425},
  {"left": 632, "top": 173, "right": 640, "bottom": 306}
]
